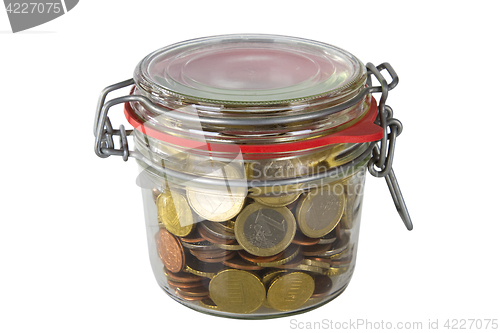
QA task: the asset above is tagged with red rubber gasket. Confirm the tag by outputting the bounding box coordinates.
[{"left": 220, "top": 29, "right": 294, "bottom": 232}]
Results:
[{"left": 124, "top": 97, "right": 382, "bottom": 154}]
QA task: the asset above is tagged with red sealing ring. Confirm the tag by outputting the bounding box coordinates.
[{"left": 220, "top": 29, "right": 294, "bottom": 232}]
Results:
[{"left": 124, "top": 97, "right": 382, "bottom": 155}]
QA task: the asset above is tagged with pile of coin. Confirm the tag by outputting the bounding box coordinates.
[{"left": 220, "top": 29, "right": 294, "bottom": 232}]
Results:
[{"left": 154, "top": 174, "right": 362, "bottom": 314}]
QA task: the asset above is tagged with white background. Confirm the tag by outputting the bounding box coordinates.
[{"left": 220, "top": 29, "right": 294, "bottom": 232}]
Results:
[{"left": 1, "top": 1, "right": 499, "bottom": 332}]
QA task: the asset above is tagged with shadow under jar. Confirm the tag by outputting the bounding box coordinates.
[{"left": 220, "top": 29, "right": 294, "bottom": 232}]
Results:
[{"left": 94, "top": 34, "right": 411, "bottom": 319}]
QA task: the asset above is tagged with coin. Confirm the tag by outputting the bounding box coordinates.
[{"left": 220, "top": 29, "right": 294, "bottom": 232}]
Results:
[
  {"left": 302, "top": 258, "right": 331, "bottom": 270},
  {"left": 340, "top": 200, "right": 361, "bottom": 230},
  {"left": 253, "top": 193, "right": 301, "bottom": 207},
  {"left": 184, "top": 255, "right": 223, "bottom": 279},
  {"left": 234, "top": 203, "right": 296, "bottom": 257},
  {"left": 189, "top": 248, "right": 234, "bottom": 259},
  {"left": 262, "top": 269, "right": 287, "bottom": 287},
  {"left": 330, "top": 255, "right": 352, "bottom": 266},
  {"left": 199, "top": 298, "right": 218, "bottom": 310},
  {"left": 266, "top": 272, "right": 315, "bottom": 311},
  {"left": 323, "top": 266, "right": 349, "bottom": 276},
  {"left": 296, "top": 185, "right": 346, "bottom": 238},
  {"left": 289, "top": 263, "right": 324, "bottom": 274},
  {"left": 292, "top": 230, "right": 320, "bottom": 246},
  {"left": 214, "top": 243, "right": 244, "bottom": 251},
  {"left": 341, "top": 173, "right": 364, "bottom": 229},
  {"left": 176, "top": 285, "right": 210, "bottom": 297},
  {"left": 275, "top": 254, "right": 304, "bottom": 269},
  {"left": 223, "top": 256, "right": 265, "bottom": 271},
  {"left": 238, "top": 250, "right": 284, "bottom": 264},
  {"left": 175, "top": 287, "right": 209, "bottom": 301},
  {"left": 181, "top": 240, "right": 219, "bottom": 251},
  {"left": 167, "top": 278, "right": 207, "bottom": 289},
  {"left": 256, "top": 244, "right": 301, "bottom": 267},
  {"left": 155, "top": 229, "right": 184, "bottom": 273},
  {"left": 193, "top": 251, "right": 236, "bottom": 264},
  {"left": 198, "top": 224, "right": 237, "bottom": 245},
  {"left": 157, "top": 190, "right": 194, "bottom": 237},
  {"left": 301, "top": 243, "right": 332, "bottom": 256},
  {"left": 179, "top": 228, "right": 205, "bottom": 243},
  {"left": 209, "top": 269, "right": 266, "bottom": 313},
  {"left": 214, "top": 220, "right": 235, "bottom": 234},
  {"left": 317, "top": 230, "right": 337, "bottom": 244},
  {"left": 317, "top": 234, "right": 350, "bottom": 258},
  {"left": 186, "top": 161, "right": 246, "bottom": 222},
  {"left": 163, "top": 267, "right": 204, "bottom": 283},
  {"left": 200, "top": 220, "right": 236, "bottom": 240},
  {"left": 311, "top": 275, "right": 333, "bottom": 298}
]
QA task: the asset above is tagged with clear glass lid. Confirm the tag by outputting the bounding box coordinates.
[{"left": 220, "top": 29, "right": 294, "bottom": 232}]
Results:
[{"left": 134, "top": 34, "right": 366, "bottom": 105}]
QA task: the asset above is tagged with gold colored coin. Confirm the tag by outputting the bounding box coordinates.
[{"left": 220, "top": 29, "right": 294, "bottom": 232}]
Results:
[
  {"left": 340, "top": 173, "right": 364, "bottom": 229},
  {"left": 156, "top": 190, "right": 194, "bottom": 237},
  {"left": 199, "top": 298, "right": 219, "bottom": 310},
  {"left": 214, "top": 243, "right": 244, "bottom": 251},
  {"left": 289, "top": 264, "right": 325, "bottom": 274},
  {"left": 253, "top": 193, "right": 301, "bottom": 208},
  {"left": 235, "top": 203, "right": 297, "bottom": 257},
  {"left": 186, "top": 161, "right": 246, "bottom": 222},
  {"left": 209, "top": 269, "right": 266, "bottom": 314},
  {"left": 183, "top": 256, "right": 222, "bottom": 279},
  {"left": 296, "top": 185, "right": 346, "bottom": 238},
  {"left": 302, "top": 258, "right": 331, "bottom": 270},
  {"left": 267, "top": 272, "right": 315, "bottom": 311},
  {"left": 323, "top": 266, "right": 349, "bottom": 276},
  {"left": 262, "top": 270, "right": 287, "bottom": 287},
  {"left": 256, "top": 244, "right": 300, "bottom": 267}
]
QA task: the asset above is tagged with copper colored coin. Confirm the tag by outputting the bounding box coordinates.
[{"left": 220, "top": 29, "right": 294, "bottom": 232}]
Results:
[
  {"left": 175, "top": 288, "right": 209, "bottom": 301},
  {"left": 198, "top": 224, "right": 236, "bottom": 245},
  {"left": 179, "top": 227, "right": 205, "bottom": 243},
  {"left": 155, "top": 229, "right": 185, "bottom": 273},
  {"left": 238, "top": 250, "right": 284, "bottom": 263},
  {"left": 301, "top": 243, "right": 332, "bottom": 256},
  {"left": 311, "top": 275, "right": 333, "bottom": 298},
  {"left": 305, "top": 257, "right": 331, "bottom": 264},
  {"left": 167, "top": 278, "right": 208, "bottom": 289},
  {"left": 292, "top": 231, "right": 320, "bottom": 246},
  {"left": 176, "top": 286, "right": 210, "bottom": 298},
  {"left": 164, "top": 267, "right": 203, "bottom": 283},
  {"left": 223, "top": 255, "right": 265, "bottom": 271}
]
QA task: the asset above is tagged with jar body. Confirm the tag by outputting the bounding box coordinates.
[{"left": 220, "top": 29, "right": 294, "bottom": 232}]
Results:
[
  {"left": 123, "top": 34, "right": 376, "bottom": 318},
  {"left": 136, "top": 141, "right": 368, "bottom": 318}
]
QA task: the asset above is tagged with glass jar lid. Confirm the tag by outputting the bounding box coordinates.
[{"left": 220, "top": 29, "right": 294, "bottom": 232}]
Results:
[{"left": 134, "top": 34, "right": 366, "bottom": 105}]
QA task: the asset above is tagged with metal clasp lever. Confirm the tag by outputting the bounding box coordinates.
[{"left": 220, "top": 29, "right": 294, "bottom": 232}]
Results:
[
  {"left": 385, "top": 168, "right": 413, "bottom": 230},
  {"left": 366, "top": 62, "right": 413, "bottom": 231}
]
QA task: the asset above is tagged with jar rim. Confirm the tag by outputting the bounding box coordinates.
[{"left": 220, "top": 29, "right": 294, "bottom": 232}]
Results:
[{"left": 134, "top": 34, "right": 366, "bottom": 106}]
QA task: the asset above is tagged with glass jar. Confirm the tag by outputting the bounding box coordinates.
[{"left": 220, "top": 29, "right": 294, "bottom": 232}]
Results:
[{"left": 94, "top": 34, "right": 412, "bottom": 319}]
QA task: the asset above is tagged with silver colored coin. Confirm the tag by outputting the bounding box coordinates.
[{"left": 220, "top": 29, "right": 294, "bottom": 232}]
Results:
[
  {"left": 200, "top": 220, "right": 236, "bottom": 240},
  {"left": 316, "top": 234, "right": 350, "bottom": 258},
  {"left": 317, "top": 230, "right": 337, "bottom": 244},
  {"left": 214, "top": 243, "right": 244, "bottom": 251},
  {"left": 181, "top": 240, "right": 219, "bottom": 250},
  {"left": 296, "top": 186, "right": 346, "bottom": 238}
]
